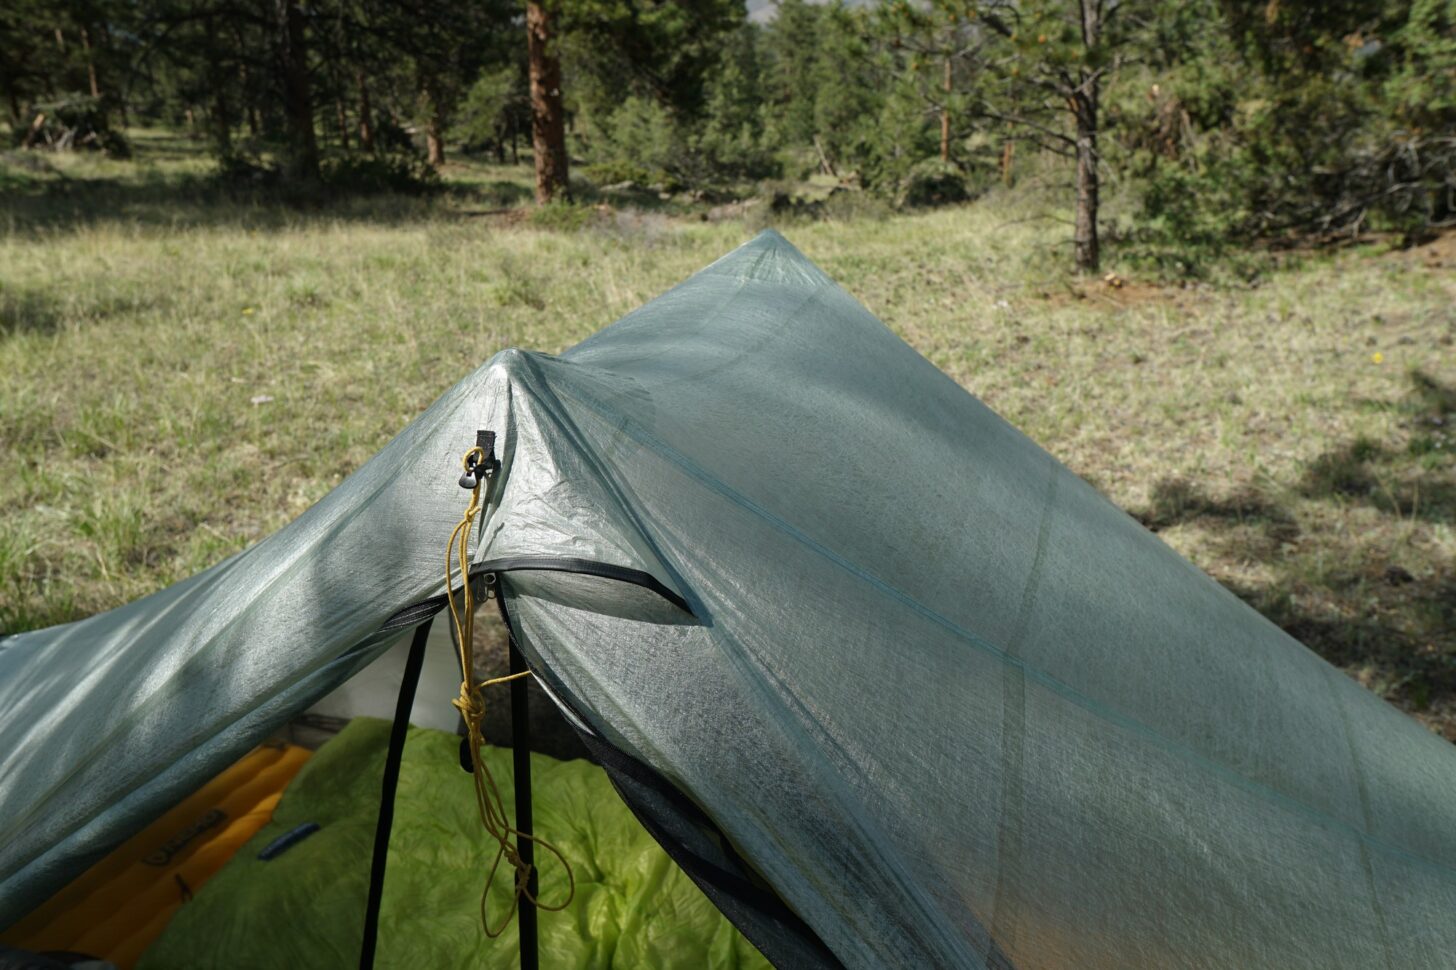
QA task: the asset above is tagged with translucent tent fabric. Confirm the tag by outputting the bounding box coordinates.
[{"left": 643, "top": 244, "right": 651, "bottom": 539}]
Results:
[{"left": 3, "top": 230, "right": 1455, "bottom": 968}]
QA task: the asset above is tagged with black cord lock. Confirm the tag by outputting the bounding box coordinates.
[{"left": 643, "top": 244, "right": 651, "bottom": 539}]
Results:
[{"left": 458, "top": 429, "right": 501, "bottom": 490}]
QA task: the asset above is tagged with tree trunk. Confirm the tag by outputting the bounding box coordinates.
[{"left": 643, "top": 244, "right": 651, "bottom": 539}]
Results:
[
  {"left": 526, "top": 1, "right": 569, "bottom": 204},
  {"left": 494, "top": 121, "right": 506, "bottom": 164},
  {"left": 510, "top": 117, "right": 518, "bottom": 164},
  {"left": 276, "top": 0, "right": 319, "bottom": 181},
  {"left": 212, "top": 87, "right": 231, "bottom": 155},
  {"left": 206, "top": 20, "right": 229, "bottom": 156},
  {"left": 335, "top": 95, "right": 350, "bottom": 150},
  {"left": 940, "top": 57, "right": 952, "bottom": 163},
  {"left": 80, "top": 27, "right": 100, "bottom": 99},
  {"left": 1072, "top": 87, "right": 1100, "bottom": 273},
  {"left": 813, "top": 135, "right": 837, "bottom": 177},
  {"left": 423, "top": 83, "right": 445, "bottom": 167},
  {"left": 100, "top": 22, "right": 127, "bottom": 125},
  {"left": 356, "top": 69, "right": 374, "bottom": 151},
  {"left": 21, "top": 113, "right": 46, "bottom": 149},
  {"left": 1001, "top": 139, "right": 1015, "bottom": 187},
  {"left": 239, "top": 63, "right": 258, "bottom": 136},
  {"left": 1073, "top": 0, "right": 1102, "bottom": 273}
]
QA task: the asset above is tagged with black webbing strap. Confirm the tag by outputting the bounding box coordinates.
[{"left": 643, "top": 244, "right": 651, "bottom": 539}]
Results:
[
  {"left": 508, "top": 635, "right": 539, "bottom": 970},
  {"left": 487, "top": 585, "right": 840, "bottom": 969},
  {"left": 359, "top": 617, "right": 433, "bottom": 970}
]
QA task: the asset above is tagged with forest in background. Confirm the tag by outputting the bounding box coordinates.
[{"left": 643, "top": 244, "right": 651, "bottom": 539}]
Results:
[
  {"left": 2, "top": 0, "right": 1454, "bottom": 273},
  {"left": 1, "top": 4, "right": 1454, "bottom": 737}
]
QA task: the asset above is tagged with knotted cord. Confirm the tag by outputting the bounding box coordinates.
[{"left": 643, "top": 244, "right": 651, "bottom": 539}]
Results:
[{"left": 445, "top": 445, "right": 575, "bottom": 938}]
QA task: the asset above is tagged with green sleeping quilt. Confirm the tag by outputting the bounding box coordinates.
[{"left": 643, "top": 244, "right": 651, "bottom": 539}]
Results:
[{"left": 139, "top": 719, "right": 771, "bottom": 970}]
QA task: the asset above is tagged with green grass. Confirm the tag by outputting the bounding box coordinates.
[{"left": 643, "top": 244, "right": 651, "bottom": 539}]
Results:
[{"left": 3, "top": 133, "right": 1454, "bottom": 738}]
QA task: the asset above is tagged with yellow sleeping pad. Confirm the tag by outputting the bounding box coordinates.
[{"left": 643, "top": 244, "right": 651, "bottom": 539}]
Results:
[{"left": 2, "top": 740, "right": 310, "bottom": 969}]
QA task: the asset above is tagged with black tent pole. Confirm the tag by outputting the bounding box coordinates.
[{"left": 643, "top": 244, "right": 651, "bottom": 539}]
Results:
[
  {"left": 508, "top": 633, "right": 539, "bottom": 970},
  {"left": 359, "top": 617, "right": 432, "bottom": 970}
]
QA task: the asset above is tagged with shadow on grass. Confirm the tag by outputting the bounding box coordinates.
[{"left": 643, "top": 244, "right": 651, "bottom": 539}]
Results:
[
  {"left": 1298, "top": 372, "right": 1456, "bottom": 523},
  {"left": 1134, "top": 371, "right": 1456, "bottom": 735},
  {"left": 1227, "top": 577, "right": 1456, "bottom": 715},
  {"left": 451, "top": 179, "right": 535, "bottom": 213},
  {"left": 1133, "top": 477, "right": 1300, "bottom": 542},
  {"left": 0, "top": 287, "right": 64, "bottom": 336},
  {"left": 0, "top": 130, "right": 706, "bottom": 238},
  {"left": 0, "top": 152, "right": 537, "bottom": 236}
]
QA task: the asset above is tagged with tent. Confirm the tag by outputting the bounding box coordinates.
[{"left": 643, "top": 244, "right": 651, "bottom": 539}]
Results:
[{"left": 3, "top": 229, "right": 1455, "bottom": 968}]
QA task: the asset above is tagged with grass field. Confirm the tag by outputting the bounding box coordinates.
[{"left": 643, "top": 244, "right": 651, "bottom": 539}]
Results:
[{"left": 3, "top": 132, "right": 1454, "bottom": 738}]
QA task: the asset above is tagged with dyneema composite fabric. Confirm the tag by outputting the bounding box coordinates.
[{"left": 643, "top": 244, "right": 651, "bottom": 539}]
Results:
[{"left": 3, "top": 230, "right": 1454, "bottom": 968}]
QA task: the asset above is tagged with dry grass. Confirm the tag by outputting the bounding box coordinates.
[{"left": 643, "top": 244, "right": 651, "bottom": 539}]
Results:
[{"left": 2, "top": 133, "right": 1453, "bottom": 737}]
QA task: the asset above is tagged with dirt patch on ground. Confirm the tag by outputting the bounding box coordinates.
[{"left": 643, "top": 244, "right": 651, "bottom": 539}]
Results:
[
  {"left": 460, "top": 207, "right": 531, "bottom": 228},
  {"left": 1402, "top": 227, "right": 1456, "bottom": 270},
  {"left": 1039, "top": 274, "right": 1192, "bottom": 309}
]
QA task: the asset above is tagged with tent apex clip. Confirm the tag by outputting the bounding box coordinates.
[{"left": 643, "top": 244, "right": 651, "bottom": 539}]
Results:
[{"left": 458, "top": 430, "right": 501, "bottom": 490}]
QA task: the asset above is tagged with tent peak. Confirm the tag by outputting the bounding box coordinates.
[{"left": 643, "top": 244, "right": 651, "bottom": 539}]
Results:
[{"left": 703, "top": 229, "right": 834, "bottom": 289}]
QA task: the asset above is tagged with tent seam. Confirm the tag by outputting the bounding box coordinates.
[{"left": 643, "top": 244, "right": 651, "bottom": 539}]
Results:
[{"left": 544, "top": 376, "right": 1456, "bottom": 885}]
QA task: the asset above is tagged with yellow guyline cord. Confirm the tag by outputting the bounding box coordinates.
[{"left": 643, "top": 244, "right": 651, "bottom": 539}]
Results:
[{"left": 445, "top": 444, "right": 575, "bottom": 938}]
